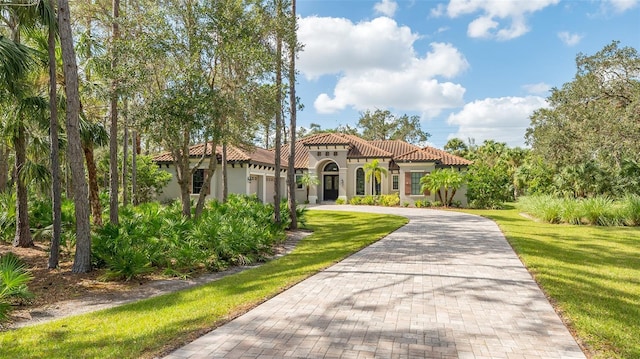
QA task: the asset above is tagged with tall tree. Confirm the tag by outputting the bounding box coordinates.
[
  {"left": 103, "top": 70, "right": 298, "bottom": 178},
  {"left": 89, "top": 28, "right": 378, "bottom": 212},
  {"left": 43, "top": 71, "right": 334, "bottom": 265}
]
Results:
[
  {"left": 286, "top": 0, "right": 297, "bottom": 229},
  {"left": 58, "top": 0, "right": 92, "bottom": 273},
  {"left": 358, "top": 109, "right": 430, "bottom": 144},
  {"left": 108, "top": 0, "right": 119, "bottom": 225},
  {"left": 272, "top": 0, "right": 284, "bottom": 224}
]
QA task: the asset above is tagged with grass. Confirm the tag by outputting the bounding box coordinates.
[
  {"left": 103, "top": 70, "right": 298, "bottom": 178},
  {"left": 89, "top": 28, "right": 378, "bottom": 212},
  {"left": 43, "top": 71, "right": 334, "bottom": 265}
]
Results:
[
  {"left": 459, "top": 206, "right": 640, "bottom": 359},
  {"left": 0, "top": 211, "right": 407, "bottom": 359}
]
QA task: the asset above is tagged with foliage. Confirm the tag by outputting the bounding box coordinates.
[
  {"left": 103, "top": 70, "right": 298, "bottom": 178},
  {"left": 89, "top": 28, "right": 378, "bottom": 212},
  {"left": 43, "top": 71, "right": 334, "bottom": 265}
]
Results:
[
  {"left": 335, "top": 198, "right": 346, "bottom": 205},
  {"left": 357, "top": 109, "right": 430, "bottom": 144},
  {"left": 92, "top": 195, "right": 289, "bottom": 279},
  {"left": 363, "top": 159, "right": 387, "bottom": 196},
  {"left": 297, "top": 172, "right": 319, "bottom": 203},
  {"left": 123, "top": 155, "right": 172, "bottom": 203},
  {"left": 459, "top": 207, "right": 640, "bottom": 359},
  {"left": 0, "top": 211, "right": 407, "bottom": 359},
  {"left": 349, "top": 196, "right": 362, "bottom": 205},
  {"left": 419, "top": 168, "right": 465, "bottom": 207},
  {"left": 519, "top": 195, "right": 640, "bottom": 226},
  {"left": 443, "top": 138, "right": 470, "bottom": 158},
  {"left": 414, "top": 199, "right": 429, "bottom": 208},
  {"left": 465, "top": 140, "right": 515, "bottom": 209},
  {"left": 526, "top": 41, "right": 640, "bottom": 199},
  {"left": 361, "top": 195, "right": 377, "bottom": 206},
  {"left": 378, "top": 193, "right": 400, "bottom": 207},
  {"left": 0, "top": 252, "right": 33, "bottom": 322}
]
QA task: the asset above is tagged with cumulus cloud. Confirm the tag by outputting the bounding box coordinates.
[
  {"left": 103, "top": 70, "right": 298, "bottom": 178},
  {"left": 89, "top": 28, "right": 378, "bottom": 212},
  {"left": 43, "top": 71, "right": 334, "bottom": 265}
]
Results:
[
  {"left": 298, "top": 16, "right": 470, "bottom": 116},
  {"left": 558, "top": 31, "right": 583, "bottom": 46},
  {"left": 523, "top": 82, "right": 551, "bottom": 95},
  {"left": 606, "top": 0, "right": 639, "bottom": 12},
  {"left": 436, "top": 0, "right": 560, "bottom": 40},
  {"left": 374, "top": 0, "right": 398, "bottom": 17},
  {"left": 447, "top": 96, "right": 548, "bottom": 147}
]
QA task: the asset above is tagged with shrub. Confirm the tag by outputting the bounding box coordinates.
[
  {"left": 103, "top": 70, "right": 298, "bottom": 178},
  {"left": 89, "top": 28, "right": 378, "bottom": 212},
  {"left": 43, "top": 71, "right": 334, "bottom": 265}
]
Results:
[
  {"left": 432, "top": 201, "right": 442, "bottom": 207},
  {"left": 580, "top": 197, "right": 619, "bottom": 226},
  {"left": 621, "top": 194, "right": 640, "bottom": 226},
  {"left": 0, "top": 253, "right": 33, "bottom": 322},
  {"left": 349, "top": 196, "right": 362, "bottom": 205},
  {"left": 414, "top": 199, "right": 425, "bottom": 208},
  {"left": 379, "top": 193, "right": 400, "bottom": 207},
  {"left": 361, "top": 195, "right": 377, "bottom": 205},
  {"left": 335, "top": 198, "right": 346, "bottom": 205}
]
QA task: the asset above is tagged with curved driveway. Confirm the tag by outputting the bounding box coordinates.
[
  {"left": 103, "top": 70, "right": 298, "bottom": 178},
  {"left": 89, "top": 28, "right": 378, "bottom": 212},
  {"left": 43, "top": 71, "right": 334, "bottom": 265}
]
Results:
[{"left": 165, "top": 206, "right": 585, "bottom": 359}]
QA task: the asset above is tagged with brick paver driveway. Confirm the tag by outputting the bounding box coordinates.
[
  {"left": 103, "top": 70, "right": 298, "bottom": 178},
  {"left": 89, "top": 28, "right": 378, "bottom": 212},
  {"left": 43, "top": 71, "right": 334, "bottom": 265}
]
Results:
[{"left": 164, "top": 206, "right": 585, "bottom": 359}]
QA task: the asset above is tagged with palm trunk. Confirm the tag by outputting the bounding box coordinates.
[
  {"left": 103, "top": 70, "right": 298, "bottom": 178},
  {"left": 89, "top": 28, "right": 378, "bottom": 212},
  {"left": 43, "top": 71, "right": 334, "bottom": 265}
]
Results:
[
  {"left": 286, "top": 0, "right": 297, "bottom": 229},
  {"left": 48, "top": 13, "right": 62, "bottom": 268},
  {"left": 13, "top": 124, "right": 32, "bottom": 248},
  {"left": 59, "top": 0, "right": 92, "bottom": 273},
  {"left": 83, "top": 143, "right": 103, "bottom": 226},
  {"left": 109, "top": 0, "right": 120, "bottom": 225}
]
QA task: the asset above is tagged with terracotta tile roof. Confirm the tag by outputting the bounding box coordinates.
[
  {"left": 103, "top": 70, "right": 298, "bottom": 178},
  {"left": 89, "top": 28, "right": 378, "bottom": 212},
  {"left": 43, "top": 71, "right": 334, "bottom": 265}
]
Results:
[
  {"left": 341, "top": 135, "right": 393, "bottom": 158},
  {"left": 368, "top": 140, "right": 420, "bottom": 157},
  {"left": 152, "top": 143, "right": 283, "bottom": 167},
  {"left": 280, "top": 141, "right": 309, "bottom": 169},
  {"left": 394, "top": 148, "right": 442, "bottom": 162},
  {"left": 299, "top": 133, "right": 352, "bottom": 146},
  {"left": 422, "top": 146, "right": 473, "bottom": 166}
]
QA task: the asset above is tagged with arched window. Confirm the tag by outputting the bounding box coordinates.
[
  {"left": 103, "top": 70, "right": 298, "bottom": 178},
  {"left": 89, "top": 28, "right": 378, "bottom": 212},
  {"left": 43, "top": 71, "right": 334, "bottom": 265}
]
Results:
[
  {"left": 356, "top": 168, "right": 364, "bottom": 195},
  {"left": 324, "top": 162, "right": 338, "bottom": 172}
]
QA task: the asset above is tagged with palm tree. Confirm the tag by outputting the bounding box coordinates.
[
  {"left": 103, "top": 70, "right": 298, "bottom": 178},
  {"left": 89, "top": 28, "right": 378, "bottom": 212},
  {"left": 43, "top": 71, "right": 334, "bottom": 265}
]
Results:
[
  {"left": 420, "top": 168, "right": 465, "bottom": 207},
  {"left": 363, "top": 159, "right": 387, "bottom": 196},
  {"left": 298, "top": 172, "right": 319, "bottom": 203}
]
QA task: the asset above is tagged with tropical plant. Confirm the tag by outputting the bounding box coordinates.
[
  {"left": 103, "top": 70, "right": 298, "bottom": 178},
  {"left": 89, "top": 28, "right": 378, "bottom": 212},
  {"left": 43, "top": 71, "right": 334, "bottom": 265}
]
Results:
[
  {"left": 0, "top": 252, "right": 33, "bottom": 322},
  {"left": 297, "top": 172, "right": 319, "bottom": 203},
  {"left": 363, "top": 159, "right": 387, "bottom": 196},
  {"left": 419, "top": 168, "right": 465, "bottom": 207}
]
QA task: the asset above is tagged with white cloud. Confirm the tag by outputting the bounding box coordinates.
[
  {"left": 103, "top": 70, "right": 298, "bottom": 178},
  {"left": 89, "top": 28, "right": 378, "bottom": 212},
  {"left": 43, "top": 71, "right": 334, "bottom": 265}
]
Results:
[
  {"left": 447, "top": 96, "right": 548, "bottom": 147},
  {"left": 374, "top": 0, "right": 398, "bottom": 17},
  {"left": 298, "top": 16, "right": 418, "bottom": 80},
  {"left": 522, "top": 82, "right": 551, "bottom": 95},
  {"left": 298, "top": 16, "right": 470, "bottom": 116},
  {"left": 557, "top": 31, "right": 583, "bottom": 46},
  {"left": 606, "top": 0, "right": 639, "bottom": 12},
  {"left": 441, "top": 0, "right": 560, "bottom": 40}
]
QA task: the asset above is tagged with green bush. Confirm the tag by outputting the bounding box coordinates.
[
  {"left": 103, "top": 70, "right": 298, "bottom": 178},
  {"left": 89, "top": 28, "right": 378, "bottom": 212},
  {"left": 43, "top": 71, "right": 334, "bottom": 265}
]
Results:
[
  {"left": 379, "top": 193, "right": 400, "bottom": 207},
  {"left": 580, "top": 197, "right": 619, "bottom": 226},
  {"left": 621, "top": 194, "right": 640, "bottom": 226},
  {"left": 0, "top": 253, "right": 33, "bottom": 322},
  {"left": 335, "top": 198, "right": 346, "bottom": 205},
  {"left": 361, "top": 195, "right": 377, "bottom": 205},
  {"left": 349, "top": 196, "right": 362, "bottom": 205},
  {"left": 92, "top": 195, "right": 287, "bottom": 279},
  {"left": 432, "top": 201, "right": 442, "bottom": 207},
  {"left": 519, "top": 195, "right": 634, "bottom": 226}
]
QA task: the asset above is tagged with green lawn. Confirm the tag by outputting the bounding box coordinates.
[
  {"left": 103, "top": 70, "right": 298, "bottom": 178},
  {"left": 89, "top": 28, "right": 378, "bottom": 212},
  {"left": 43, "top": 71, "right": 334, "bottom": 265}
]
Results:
[
  {"left": 0, "top": 211, "right": 407, "bottom": 359},
  {"left": 460, "top": 206, "right": 640, "bottom": 359}
]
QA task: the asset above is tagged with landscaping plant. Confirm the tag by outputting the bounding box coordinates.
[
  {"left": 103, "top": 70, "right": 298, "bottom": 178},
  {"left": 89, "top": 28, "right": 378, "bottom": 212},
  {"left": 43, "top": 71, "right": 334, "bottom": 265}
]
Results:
[{"left": 0, "top": 253, "right": 33, "bottom": 322}]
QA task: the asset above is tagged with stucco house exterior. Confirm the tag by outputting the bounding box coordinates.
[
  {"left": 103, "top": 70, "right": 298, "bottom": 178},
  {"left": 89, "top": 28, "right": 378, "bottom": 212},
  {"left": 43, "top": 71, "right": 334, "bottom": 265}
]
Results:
[{"left": 153, "top": 133, "right": 472, "bottom": 206}]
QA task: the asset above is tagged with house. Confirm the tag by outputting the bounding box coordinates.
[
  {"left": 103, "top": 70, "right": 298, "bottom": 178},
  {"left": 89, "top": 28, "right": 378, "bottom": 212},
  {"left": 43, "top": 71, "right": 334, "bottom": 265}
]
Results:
[{"left": 153, "top": 133, "right": 472, "bottom": 206}]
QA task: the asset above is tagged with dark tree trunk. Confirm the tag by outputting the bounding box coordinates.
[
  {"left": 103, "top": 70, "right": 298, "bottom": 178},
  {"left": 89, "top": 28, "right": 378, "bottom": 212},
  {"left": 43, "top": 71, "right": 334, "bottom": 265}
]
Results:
[
  {"left": 109, "top": 0, "right": 120, "bottom": 225},
  {"left": 48, "top": 12, "right": 62, "bottom": 269},
  {"left": 122, "top": 117, "right": 128, "bottom": 206},
  {"left": 83, "top": 144, "right": 103, "bottom": 226},
  {"left": 0, "top": 144, "right": 8, "bottom": 193},
  {"left": 286, "top": 0, "right": 298, "bottom": 229},
  {"left": 59, "top": 0, "right": 92, "bottom": 273},
  {"left": 131, "top": 130, "right": 137, "bottom": 205},
  {"left": 195, "top": 141, "right": 217, "bottom": 218},
  {"left": 13, "top": 124, "right": 32, "bottom": 248},
  {"left": 222, "top": 142, "right": 228, "bottom": 202},
  {"left": 273, "top": 0, "right": 283, "bottom": 224}
]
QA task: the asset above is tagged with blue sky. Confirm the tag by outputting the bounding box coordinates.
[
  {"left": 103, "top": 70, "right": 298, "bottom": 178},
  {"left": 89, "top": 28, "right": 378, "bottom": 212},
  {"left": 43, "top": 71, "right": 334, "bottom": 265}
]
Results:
[{"left": 294, "top": 0, "right": 640, "bottom": 148}]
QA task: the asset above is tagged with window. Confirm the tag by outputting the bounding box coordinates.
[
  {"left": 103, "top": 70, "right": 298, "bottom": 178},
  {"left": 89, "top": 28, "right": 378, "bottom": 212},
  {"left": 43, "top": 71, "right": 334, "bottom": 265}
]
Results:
[
  {"left": 392, "top": 175, "right": 399, "bottom": 190},
  {"left": 356, "top": 168, "right": 365, "bottom": 195},
  {"left": 324, "top": 162, "right": 338, "bottom": 172},
  {"left": 193, "top": 169, "right": 205, "bottom": 194},
  {"left": 410, "top": 172, "right": 423, "bottom": 195},
  {"left": 333, "top": 151, "right": 338, "bottom": 156},
  {"left": 296, "top": 174, "right": 303, "bottom": 189}
]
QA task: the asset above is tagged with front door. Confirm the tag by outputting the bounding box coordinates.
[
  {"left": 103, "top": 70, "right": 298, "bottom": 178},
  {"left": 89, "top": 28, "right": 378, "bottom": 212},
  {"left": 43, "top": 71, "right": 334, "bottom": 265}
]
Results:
[{"left": 323, "top": 175, "right": 339, "bottom": 201}]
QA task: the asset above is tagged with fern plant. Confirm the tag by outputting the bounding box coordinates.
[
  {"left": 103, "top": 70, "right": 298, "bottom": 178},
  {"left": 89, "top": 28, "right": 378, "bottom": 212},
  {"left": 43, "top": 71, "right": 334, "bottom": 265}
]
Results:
[{"left": 0, "top": 253, "right": 34, "bottom": 322}]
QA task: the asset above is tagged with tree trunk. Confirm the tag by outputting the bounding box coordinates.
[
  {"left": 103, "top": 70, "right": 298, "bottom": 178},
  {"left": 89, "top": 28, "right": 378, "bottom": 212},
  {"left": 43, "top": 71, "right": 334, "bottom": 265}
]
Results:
[
  {"left": 13, "top": 124, "right": 32, "bottom": 248},
  {"left": 83, "top": 143, "right": 103, "bottom": 226},
  {"left": 222, "top": 142, "right": 228, "bottom": 202},
  {"left": 131, "top": 129, "right": 137, "bottom": 205},
  {"left": 59, "top": 0, "right": 92, "bottom": 273},
  {"left": 286, "top": 0, "right": 298, "bottom": 229},
  {"left": 48, "top": 11, "right": 62, "bottom": 269},
  {"left": 195, "top": 141, "right": 217, "bottom": 218},
  {"left": 109, "top": 0, "right": 120, "bottom": 225},
  {"left": 0, "top": 144, "right": 8, "bottom": 193},
  {"left": 273, "top": 0, "right": 283, "bottom": 224},
  {"left": 122, "top": 113, "right": 128, "bottom": 206}
]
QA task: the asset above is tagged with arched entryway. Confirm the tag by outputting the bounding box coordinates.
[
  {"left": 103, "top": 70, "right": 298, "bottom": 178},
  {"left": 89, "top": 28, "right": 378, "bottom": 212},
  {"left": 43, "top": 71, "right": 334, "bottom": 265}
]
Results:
[{"left": 322, "top": 162, "right": 339, "bottom": 201}]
